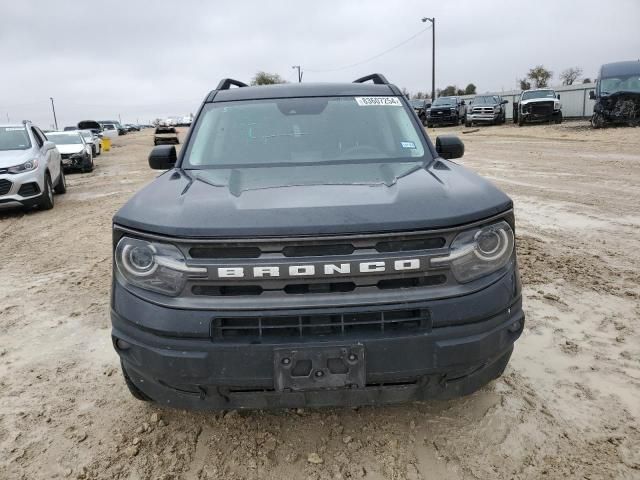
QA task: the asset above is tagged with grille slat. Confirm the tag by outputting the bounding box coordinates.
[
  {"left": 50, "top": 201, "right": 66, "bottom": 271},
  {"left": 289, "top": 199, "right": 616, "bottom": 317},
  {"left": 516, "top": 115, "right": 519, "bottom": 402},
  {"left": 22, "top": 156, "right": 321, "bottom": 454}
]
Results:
[{"left": 212, "top": 307, "right": 430, "bottom": 340}]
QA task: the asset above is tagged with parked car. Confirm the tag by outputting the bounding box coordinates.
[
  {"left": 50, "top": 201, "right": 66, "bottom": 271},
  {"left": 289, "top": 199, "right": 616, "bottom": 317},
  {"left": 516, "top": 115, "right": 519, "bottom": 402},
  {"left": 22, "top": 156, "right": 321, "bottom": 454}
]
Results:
[
  {"left": 465, "top": 95, "right": 508, "bottom": 126},
  {"left": 514, "top": 89, "right": 562, "bottom": 126},
  {"left": 47, "top": 131, "right": 94, "bottom": 172},
  {"left": 590, "top": 60, "right": 640, "bottom": 128},
  {"left": 409, "top": 99, "right": 431, "bottom": 126},
  {"left": 99, "top": 120, "right": 126, "bottom": 135},
  {"left": 101, "top": 123, "right": 120, "bottom": 141},
  {"left": 111, "top": 73, "right": 524, "bottom": 410},
  {"left": 0, "top": 121, "right": 66, "bottom": 210},
  {"left": 78, "top": 129, "right": 102, "bottom": 156},
  {"left": 78, "top": 120, "right": 103, "bottom": 135},
  {"left": 426, "top": 96, "right": 466, "bottom": 126},
  {"left": 153, "top": 126, "right": 179, "bottom": 145}
]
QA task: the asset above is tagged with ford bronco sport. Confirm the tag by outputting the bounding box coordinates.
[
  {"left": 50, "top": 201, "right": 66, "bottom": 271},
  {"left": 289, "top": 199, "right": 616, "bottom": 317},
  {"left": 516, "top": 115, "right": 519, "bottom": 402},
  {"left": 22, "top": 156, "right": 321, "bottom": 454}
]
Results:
[{"left": 111, "top": 74, "right": 524, "bottom": 410}]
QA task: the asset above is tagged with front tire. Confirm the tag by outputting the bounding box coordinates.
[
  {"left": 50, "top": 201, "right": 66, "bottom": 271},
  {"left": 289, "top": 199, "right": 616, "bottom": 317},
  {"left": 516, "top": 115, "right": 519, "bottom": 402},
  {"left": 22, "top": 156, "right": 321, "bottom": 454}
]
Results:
[
  {"left": 82, "top": 155, "right": 94, "bottom": 173},
  {"left": 54, "top": 166, "right": 67, "bottom": 194},
  {"left": 37, "top": 173, "right": 54, "bottom": 210},
  {"left": 555, "top": 112, "right": 563, "bottom": 124}
]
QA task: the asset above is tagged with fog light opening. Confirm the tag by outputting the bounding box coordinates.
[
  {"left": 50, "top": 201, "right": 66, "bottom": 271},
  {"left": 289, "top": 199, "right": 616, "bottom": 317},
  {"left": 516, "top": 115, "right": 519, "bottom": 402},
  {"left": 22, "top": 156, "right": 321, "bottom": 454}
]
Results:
[{"left": 116, "top": 338, "right": 132, "bottom": 351}]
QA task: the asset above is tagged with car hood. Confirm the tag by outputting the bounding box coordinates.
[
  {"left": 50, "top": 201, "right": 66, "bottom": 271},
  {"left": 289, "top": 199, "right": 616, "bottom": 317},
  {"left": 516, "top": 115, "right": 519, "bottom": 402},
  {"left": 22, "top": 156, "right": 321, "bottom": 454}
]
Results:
[
  {"left": 520, "top": 97, "right": 557, "bottom": 105},
  {"left": 56, "top": 144, "right": 85, "bottom": 154},
  {"left": 0, "top": 149, "right": 34, "bottom": 169},
  {"left": 114, "top": 160, "right": 513, "bottom": 238}
]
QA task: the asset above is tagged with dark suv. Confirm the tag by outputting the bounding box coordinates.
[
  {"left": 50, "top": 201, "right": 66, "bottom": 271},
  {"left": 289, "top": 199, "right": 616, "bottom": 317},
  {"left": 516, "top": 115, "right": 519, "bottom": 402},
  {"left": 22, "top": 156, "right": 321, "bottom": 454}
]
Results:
[
  {"left": 111, "top": 74, "right": 524, "bottom": 410},
  {"left": 426, "top": 96, "right": 466, "bottom": 127}
]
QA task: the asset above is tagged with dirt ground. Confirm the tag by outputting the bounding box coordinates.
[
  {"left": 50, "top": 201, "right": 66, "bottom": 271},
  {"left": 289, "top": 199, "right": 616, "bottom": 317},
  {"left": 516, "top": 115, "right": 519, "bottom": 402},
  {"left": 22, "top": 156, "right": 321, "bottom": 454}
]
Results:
[{"left": 1, "top": 121, "right": 639, "bottom": 480}]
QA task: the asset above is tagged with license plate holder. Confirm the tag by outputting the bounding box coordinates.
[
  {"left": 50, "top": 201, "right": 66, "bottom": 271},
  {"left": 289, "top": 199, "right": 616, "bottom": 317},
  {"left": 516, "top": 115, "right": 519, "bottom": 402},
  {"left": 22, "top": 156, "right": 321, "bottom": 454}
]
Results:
[{"left": 274, "top": 345, "right": 365, "bottom": 392}]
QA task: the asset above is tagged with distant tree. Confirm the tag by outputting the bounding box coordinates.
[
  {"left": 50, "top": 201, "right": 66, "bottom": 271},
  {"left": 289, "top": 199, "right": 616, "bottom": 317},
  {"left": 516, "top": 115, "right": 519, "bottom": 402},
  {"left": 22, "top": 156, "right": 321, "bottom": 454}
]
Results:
[
  {"left": 440, "top": 85, "right": 457, "bottom": 96},
  {"left": 250, "top": 72, "right": 287, "bottom": 85},
  {"left": 519, "top": 78, "right": 531, "bottom": 90},
  {"left": 560, "top": 67, "right": 583, "bottom": 86},
  {"left": 527, "top": 65, "right": 553, "bottom": 88},
  {"left": 464, "top": 83, "right": 477, "bottom": 95},
  {"left": 456, "top": 88, "right": 465, "bottom": 95},
  {"left": 582, "top": 77, "right": 592, "bottom": 84},
  {"left": 401, "top": 87, "right": 411, "bottom": 98},
  {"left": 413, "top": 91, "right": 425, "bottom": 99}
]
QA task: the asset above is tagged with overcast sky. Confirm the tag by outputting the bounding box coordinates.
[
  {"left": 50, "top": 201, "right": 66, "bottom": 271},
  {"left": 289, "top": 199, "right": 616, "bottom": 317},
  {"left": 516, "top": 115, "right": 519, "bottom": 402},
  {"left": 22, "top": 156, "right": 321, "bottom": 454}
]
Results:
[{"left": 1, "top": 0, "right": 638, "bottom": 128}]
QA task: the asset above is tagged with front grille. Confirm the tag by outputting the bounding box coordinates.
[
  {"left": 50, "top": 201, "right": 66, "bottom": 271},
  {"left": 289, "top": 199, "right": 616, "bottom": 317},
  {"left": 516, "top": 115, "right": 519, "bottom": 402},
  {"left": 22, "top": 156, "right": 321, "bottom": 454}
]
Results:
[
  {"left": 472, "top": 107, "right": 495, "bottom": 114},
  {"left": 61, "top": 153, "right": 72, "bottom": 160},
  {"left": 0, "top": 179, "right": 12, "bottom": 196},
  {"left": 211, "top": 306, "right": 431, "bottom": 340},
  {"left": 18, "top": 182, "right": 40, "bottom": 197},
  {"left": 527, "top": 102, "right": 554, "bottom": 115},
  {"left": 182, "top": 231, "right": 453, "bottom": 298},
  {"left": 191, "top": 274, "right": 447, "bottom": 297}
]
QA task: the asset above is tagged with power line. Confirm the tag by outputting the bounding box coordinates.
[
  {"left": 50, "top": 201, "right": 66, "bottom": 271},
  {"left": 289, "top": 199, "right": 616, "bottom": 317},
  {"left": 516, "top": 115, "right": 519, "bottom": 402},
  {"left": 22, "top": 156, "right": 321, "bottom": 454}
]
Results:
[{"left": 305, "top": 25, "right": 432, "bottom": 73}]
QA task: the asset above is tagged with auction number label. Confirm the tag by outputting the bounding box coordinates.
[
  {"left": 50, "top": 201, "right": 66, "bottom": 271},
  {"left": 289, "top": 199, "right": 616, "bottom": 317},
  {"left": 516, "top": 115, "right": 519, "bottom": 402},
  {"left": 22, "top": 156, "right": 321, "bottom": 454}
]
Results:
[{"left": 355, "top": 97, "right": 402, "bottom": 106}]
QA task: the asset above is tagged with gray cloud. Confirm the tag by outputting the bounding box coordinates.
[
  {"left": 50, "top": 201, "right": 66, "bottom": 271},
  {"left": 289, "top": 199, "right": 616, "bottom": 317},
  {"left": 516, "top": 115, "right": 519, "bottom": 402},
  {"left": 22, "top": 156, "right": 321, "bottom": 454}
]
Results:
[{"left": 1, "top": 0, "right": 639, "bottom": 127}]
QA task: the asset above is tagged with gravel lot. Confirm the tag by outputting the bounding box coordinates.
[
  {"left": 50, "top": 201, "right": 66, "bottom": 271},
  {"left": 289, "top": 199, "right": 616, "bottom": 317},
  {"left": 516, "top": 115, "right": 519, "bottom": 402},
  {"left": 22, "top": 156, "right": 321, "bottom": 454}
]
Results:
[{"left": 1, "top": 122, "right": 639, "bottom": 479}]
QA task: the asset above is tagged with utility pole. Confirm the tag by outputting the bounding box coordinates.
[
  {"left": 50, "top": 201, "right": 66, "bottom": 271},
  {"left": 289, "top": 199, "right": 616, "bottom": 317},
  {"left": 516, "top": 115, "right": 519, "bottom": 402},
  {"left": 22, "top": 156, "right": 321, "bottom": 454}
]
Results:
[
  {"left": 421, "top": 17, "right": 435, "bottom": 100},
  {"left": 291, "top": 65, "right": 303, "bottom": 83},
  {"left": 50, "top": 97, "right": 58, "bottom": 130}
]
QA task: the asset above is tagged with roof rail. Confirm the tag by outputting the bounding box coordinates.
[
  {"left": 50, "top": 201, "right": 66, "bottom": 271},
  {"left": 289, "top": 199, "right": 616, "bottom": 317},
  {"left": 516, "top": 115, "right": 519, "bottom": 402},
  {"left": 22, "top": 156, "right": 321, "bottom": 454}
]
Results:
[
  {"left": 353, "top": 73, "right": 390, "bottom": 85},
  {"left": 216, "top": 78, "right": 248, "bottom": 90}
]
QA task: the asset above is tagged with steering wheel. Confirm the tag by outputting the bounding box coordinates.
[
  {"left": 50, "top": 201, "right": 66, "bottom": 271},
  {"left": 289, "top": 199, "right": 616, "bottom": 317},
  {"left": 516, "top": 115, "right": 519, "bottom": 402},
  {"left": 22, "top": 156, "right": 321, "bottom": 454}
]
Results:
[{"left": 341, "top": 144, "right": 383, "bottom": 157}]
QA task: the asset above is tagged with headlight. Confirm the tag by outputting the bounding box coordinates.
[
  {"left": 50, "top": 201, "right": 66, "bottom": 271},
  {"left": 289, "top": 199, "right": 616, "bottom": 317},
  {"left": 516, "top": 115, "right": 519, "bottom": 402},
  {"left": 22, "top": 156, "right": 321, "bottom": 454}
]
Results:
[
  {"left": 450, "top": 107, "right": 456, "bottom": 113},
  {"left": 493, "top": 105, "right": 501, "bottom": 112},
  {"left": 70, "top": 150, "right": 87, "bottom": 159},
  {"left": 431, "top": 220, "right": 514, "bottom": 283},
  {"left": 7, "top": 159, "right": 38, "bottom": 174},
  {"left": 115, "top": 237, "right": 206, "bottom": 296}
]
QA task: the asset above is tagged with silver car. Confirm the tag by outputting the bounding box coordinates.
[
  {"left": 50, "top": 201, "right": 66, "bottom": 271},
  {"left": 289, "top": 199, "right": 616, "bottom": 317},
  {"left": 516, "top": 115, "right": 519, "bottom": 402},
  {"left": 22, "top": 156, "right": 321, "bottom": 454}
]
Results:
[
  {"left": 0, "top": 122, "right": 66, "bottom": 211},
  {"left": 78, "top": 129, "right": 103, "bottom": 157},
  {"left": 47, "top": 131, "right": 94, "bottom": 172}
]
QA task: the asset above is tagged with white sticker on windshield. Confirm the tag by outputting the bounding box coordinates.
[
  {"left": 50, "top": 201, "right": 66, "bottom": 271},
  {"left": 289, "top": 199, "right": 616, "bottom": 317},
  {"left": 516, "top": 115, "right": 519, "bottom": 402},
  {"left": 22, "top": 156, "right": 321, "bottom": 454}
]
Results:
[
  {"left": 401, "top": 141, "right": 416, "bottom": 149},
  {"left": 355, "top": 97, "right": 402, "bottom": 107}
]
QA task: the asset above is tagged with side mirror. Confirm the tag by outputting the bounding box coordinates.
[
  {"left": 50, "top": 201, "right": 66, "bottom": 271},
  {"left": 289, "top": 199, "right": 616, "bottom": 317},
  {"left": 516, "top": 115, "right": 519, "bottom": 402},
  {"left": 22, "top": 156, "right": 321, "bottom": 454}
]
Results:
[
  {"left": 556, "top": 94, "right": 561, "bottom": 99},
  {"left": 461, "top": 100, "right": 466, "bottom": 105},
  {"left": 149, "top": 145, "right": 177, "bottom": 170},
  {"left": 589, "top": 91, "right": 596, "bottom": 100},
  {"left": 501, "top": 99, "right": 509, "bottom": 104},
  {"left": 435, "top": 135, "right": 464, "bottom": 160}
]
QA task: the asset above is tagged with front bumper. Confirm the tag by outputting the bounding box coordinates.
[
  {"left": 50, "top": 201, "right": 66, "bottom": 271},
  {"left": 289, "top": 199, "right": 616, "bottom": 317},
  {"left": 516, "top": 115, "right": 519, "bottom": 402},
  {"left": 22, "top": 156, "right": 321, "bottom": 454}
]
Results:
[
  {"left": 111, "top": 268, "right": 524, "bottom": 410},
  {"left": 0, "top": 170, "right": 44, "bottom": 208},
  {"left": 468, "top": 113, "right": 501, "bottom": 123},
  {"left": 427, "top": 114, "right": 459, "bottom": 125}
]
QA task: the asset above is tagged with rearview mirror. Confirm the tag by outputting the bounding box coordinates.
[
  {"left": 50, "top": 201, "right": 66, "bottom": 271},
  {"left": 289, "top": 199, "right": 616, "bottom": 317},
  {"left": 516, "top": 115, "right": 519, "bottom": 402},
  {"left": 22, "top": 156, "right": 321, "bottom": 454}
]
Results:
[
  {"left": 435, "top": 135, "right": 464, "bottom": 160},
  {"left": 501, "top": 99, "right": 509, "bottom": 104},
  {"left": 589, "top": 91, "right": 596, "bottom": 100},
  {"left": 149, "top": 145, "right": 177, "bottom": 170}
]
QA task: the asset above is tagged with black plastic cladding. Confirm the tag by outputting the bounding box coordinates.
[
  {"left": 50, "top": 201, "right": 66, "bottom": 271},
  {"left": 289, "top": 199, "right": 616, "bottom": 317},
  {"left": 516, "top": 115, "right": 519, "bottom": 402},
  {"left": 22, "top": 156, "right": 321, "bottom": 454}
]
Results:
[{"left": 176, "top": 75, "right": 437, "bottom": 169}]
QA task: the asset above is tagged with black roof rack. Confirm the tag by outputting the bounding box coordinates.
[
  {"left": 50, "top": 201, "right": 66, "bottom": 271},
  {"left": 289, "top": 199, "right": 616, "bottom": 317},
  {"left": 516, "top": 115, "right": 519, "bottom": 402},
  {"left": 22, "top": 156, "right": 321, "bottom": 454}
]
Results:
[
  {"left": 216, "top": 78, "right": 248, "bottom": 90},
  {"left": 353, "top": 73, "right": 389, "bottom": 85}
]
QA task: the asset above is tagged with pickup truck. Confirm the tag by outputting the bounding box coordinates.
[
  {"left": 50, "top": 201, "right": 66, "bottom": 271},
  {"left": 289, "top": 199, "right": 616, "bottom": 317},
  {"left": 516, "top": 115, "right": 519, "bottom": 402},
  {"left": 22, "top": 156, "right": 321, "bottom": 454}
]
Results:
[
  {"left": 426, "top": 96, "right": 466, "bottom": 127},
  {"left": 514, "top": 89, "right": 562, "bottom": 126},
  {"left": 465, "top": 95, "right": 508, "bottom": 126},
  {"left": 111, "top": 74, "right": 524, "bottom": 410}
]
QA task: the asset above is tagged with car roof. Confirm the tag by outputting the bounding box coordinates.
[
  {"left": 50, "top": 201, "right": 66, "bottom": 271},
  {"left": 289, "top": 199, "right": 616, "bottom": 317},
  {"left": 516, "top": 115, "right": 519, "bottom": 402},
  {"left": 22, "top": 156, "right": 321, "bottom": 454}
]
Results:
[
  {"left": 600, "top": 60, "right": 640, "bottom": 77},
  {"left": 210, "top": 82, "right": 396, "bottom": 102}
]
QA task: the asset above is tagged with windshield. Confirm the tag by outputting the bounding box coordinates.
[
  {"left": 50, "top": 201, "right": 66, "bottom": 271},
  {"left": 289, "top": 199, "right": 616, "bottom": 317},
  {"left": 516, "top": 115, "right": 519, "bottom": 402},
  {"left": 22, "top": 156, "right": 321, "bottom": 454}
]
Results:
[
  {"left": 0, "top": 127, "right": 32, "bottom": 151},
  {"left": 183, "top": 96, "right": 428, "bottom": 169},
  {"left": 473, "top": 96, "right": 498, "bottom": 104},
  {"left": 600, "top": 74, "right": 640, "bottom": 95},
  {"left": 48, "top": 133, "right": 83, "bottom": 145},
  {"left": 432, "top": 97, "right": 455, "bottom": 106},
  {"left": 103, "top": 124, "right": 116, "bottom": 130},
  {"left": 79, "top": 131, "right": 92, "bottom": 140},
  {"left": 521, "top": 90, "right": 556, "bottom": 100}
]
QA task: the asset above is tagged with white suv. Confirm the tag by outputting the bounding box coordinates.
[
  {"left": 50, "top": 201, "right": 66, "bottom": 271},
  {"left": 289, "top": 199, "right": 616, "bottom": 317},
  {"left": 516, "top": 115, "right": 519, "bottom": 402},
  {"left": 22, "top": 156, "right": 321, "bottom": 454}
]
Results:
[{"left": 0, "top": 122, "right": 66, "bottom": 211}]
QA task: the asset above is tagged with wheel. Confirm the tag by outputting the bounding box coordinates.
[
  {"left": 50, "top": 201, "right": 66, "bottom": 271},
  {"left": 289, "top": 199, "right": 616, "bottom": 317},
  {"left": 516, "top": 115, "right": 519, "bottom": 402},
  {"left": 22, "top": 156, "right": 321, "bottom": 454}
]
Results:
[
  {"left": 465, "top": 120, "right": 472, "bottom": 127},
  {"left": 54, "top": 165, "right": 67, "bottom": 194},
  {"left": 92, "top": 145, "right": 97, "bottom": 156},
  {"left": 37, "top": 173, "right": 54, "bottom": 210},
  {"left": 555, "top": 112, "right": 563, "bottom": 124},
  {"left": 591, "top": 113, "right": 605, "bottom": 129},
  {"left": 82, "top": 155, "right": 94, "bottom": 173},
  {"left": 518, "top": 116, "right": 525, "bottom": 127},
  {"left": 97, "top": 145, "right": 102, "bottom": 156},
  {"left": 121, "top": 362, "right": 152, "bottom": 401}
]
